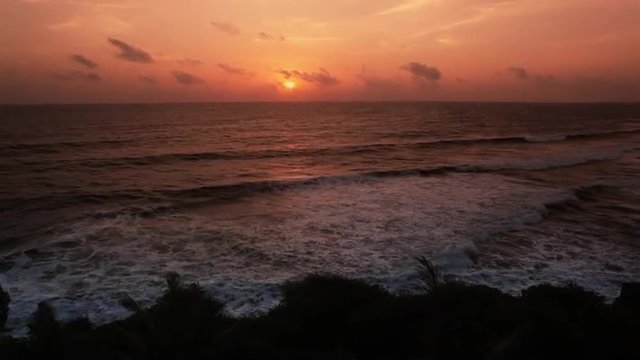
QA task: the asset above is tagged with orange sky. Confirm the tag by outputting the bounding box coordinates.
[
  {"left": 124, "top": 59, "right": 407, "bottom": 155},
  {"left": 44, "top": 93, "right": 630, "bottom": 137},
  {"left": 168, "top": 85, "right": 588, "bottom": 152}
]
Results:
[{"left": 1, "top": 0, "right": 639, "bottom": 103}]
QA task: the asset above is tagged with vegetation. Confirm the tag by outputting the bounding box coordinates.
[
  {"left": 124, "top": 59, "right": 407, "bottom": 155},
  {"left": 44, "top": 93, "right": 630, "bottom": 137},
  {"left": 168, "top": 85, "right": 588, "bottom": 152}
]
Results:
[
  {"left": 0, "top": 272, "right": 639, "bottom": 359},
  {"left": 0, "top": 285, "right": 9, "bottom": 331}
]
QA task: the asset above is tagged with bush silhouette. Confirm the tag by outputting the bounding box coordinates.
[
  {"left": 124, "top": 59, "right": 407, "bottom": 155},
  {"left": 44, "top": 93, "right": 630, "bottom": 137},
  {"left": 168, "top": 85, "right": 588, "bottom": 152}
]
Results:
[
  {"left": 0, "top": 285, "right": 9, "bottom": 331},
  {"left": 0, "top": 270, "right": 639, "bottom": 359}
]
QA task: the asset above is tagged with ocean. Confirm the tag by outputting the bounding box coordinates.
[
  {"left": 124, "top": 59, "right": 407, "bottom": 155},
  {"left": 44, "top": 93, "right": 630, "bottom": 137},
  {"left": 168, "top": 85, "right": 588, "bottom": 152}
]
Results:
[{"left": 1, "top": 102, "right": 640, "bottom": 332}]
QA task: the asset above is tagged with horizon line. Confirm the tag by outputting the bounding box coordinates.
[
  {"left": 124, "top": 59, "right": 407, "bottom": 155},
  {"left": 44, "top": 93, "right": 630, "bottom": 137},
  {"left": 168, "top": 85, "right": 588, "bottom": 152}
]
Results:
[{"left": 2, "top": 99, "right": 640, "bottom": 107}]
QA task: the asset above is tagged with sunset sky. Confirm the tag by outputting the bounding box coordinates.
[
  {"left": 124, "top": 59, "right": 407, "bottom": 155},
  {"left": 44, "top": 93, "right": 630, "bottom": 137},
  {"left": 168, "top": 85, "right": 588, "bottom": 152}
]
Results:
[{"left": 1, "top": 0, "right": 639, "bottom": 103}]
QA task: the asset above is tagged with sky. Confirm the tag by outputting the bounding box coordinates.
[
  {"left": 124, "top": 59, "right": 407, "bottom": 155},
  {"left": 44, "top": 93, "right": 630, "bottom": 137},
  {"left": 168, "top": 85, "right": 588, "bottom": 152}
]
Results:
[{"left": 1, "top": 0, "right": 639, "bottom": 103}]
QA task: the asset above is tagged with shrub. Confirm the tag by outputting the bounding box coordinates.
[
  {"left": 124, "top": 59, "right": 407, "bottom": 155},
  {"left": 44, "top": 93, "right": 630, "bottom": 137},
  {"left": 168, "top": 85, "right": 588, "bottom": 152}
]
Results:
[{"left": 0, "top": 285, "right": 9, "bottom": 331}]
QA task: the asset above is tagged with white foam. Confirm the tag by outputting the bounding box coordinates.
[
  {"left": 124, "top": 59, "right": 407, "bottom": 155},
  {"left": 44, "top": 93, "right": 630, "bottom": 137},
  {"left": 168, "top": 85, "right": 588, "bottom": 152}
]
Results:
[{"left": 1, "top": 172, "right": 638, "bottom": 335}]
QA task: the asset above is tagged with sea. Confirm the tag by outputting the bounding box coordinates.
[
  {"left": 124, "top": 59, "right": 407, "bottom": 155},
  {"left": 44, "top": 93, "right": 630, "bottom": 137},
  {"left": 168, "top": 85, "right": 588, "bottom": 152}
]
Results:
[{"left": 1, "top": 102, "right": 640, "bottom": 332}]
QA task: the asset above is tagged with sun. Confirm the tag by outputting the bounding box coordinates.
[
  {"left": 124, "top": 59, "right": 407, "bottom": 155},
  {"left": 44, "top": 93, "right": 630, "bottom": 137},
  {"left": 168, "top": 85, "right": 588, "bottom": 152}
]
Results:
[{"left": 283, "top": 80, "right": 297, "bottom": 90}]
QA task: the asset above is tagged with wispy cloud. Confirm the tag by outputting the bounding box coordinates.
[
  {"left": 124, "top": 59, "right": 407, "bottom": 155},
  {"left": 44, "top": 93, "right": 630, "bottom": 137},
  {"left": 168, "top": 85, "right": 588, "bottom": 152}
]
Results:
[
  {"left": 47, "top": 19, "right": 81, "bottom": 31},
  {"left": 507, "top": 67, "right": 557, "bottom": 87},
  {"left": 287, "top": 36, "right": 341, "bottom": 44},
  {"left": 138, "top": 74, "right": 157, "bottom": 85},
  {"left": 277, "top": 68, "right": 339, "bottom": 87},
  {"left": 107, "top": 38, "right": 154, "bottom": 63},
  {"left": 257, "top": 32, "right": 286, "bottom": 41},
  {"left": 53, "top": 70, "right": 102, "bottom": 82},
  {"left": 211, "top": 21, "right": 240, "bottom": 35},
  {"left": 358, "top": 69, "right": 401, "bottom": 89},
  {"left": 171, "top": 70, "right": 205, "bottom": 85},
  {"left": 411, "top": 1, "right": 513, "bottom": 39},
  {"left": 23, "top": 0, "right": 141, "bottom": 8},
  {"left": 218, "top": 63, "right": 252, "bottom": 76},
  {"left": 376, "top": 0, "right": 429, "bottom": 15},
  {"left": 534, "top": 74, "right": 557, "bottom": 87},
  {"left": 400, "top": 62, "right": 442, "bottom": 81},
  {"left": 70, "top": 54, "right": 98, "bottom": 69},
  {"left": 175, "top": 58, "right": 203, "bottom": 66}
]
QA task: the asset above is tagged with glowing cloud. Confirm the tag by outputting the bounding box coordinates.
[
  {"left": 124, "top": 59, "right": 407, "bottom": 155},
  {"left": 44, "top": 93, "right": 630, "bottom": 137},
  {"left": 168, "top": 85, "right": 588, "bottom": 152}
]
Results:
[{"left": 278, "top": 68, "right": 339, "bottom": 87}]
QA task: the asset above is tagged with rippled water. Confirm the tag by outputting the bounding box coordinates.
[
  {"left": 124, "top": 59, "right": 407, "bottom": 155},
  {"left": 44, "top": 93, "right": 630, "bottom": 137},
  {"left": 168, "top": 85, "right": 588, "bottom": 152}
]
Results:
[{"left": 1, "top": 102, "right": 640, "bottom": 332}]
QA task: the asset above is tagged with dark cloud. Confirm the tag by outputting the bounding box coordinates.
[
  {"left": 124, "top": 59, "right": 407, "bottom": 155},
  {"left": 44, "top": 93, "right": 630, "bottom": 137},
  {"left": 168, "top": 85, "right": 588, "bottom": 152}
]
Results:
[
  {"left": 534, "top": 74, "right": 557, "bottom": 87},
  {"left": 70, "top": 54, "right": 98, "bottom": 69},
  {"left": 507, "top": 67, "right": 556, "bottom": 87},
  {"left": 175, "top": 58, "right": 202, "bottom": 66},
  {"left": 138, "top": 74, "right": 157, "bottom": 85},
  {"left": 507, "top": 66, "right": 528, "bottom": 80},
  {"left": 211, "top": 21, "right": 240, "bottom": 35},
  {"left": 171, "top": 70, "right": 205, "bottom": 85},
  {"left": 107, "top": 38, "right": 154, "bottom": 63},
  {"left": 218, "top": 63, "right": 252, "bottom": 76},
  {"left": 400, "top": 62, "right": 442, "bottom": 81},
  {"left": 258, "top": 32, "right": 286, "bottom": 41},
  {"left": 53, "top": 71, "right": 102, "bottom": 82},
  {"left": 358, "top": 72, "right": 398, "bottom": 89},
  {"left": 277, "top": 68, "right": 339, "bottom": 86}
]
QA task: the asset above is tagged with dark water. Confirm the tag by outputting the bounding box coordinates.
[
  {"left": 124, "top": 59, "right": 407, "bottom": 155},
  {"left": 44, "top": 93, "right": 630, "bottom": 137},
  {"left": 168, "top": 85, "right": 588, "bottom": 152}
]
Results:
[{"left": 1, "top": 102, "right": 640, "bottom": 331}]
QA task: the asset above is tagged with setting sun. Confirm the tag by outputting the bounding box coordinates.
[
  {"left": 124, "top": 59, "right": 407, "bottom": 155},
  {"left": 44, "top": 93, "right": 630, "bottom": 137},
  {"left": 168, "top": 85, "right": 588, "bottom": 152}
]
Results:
[{"left": 283, "top": 81, "right": 297, "bottom": 90}]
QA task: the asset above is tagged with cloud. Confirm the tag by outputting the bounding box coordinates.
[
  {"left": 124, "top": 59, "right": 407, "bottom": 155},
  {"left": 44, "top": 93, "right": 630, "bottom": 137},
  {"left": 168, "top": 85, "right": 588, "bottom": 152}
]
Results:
[
  {"left": 175, "top": 58, "right": 202, "bottom": 66},
  {"left": 257, "top": 32, "right": 286, "bottom": 41},
  {"left": 507, "top": 67, "right": 556, "bottom": 87},
  {"left": 358, "top": 67, "right": 400, "bottom": 88},
  {"left": 171, "top": 70, "right": 205, "bottom": 85},
  {"left": 53, "top": 71, "right": 102, "bottom": 82},
  {"left": 507, "top": 66, "right": 528, "bottom": 80},
  {"left": 107, "top": 38, "right": 154, "bottom": 63},
  {"left": 534, "top": 74, "right": 557, "bottom": 87},
  {"left": 277, "top": 68, "right": 339, "bottom": 87},
  {"left": 218, "top": 63, "right": 252, "bottom": 76},
  {"left": 70, "top": 54, "right": 98, "bottom": 69},
  {"left": 48, "top": 19, "right": 81, "bottom": 31},
  {"left": 211, "top": 21, "right": 240, "bottom": 35},
  {"left": 25, "top": 0, "right": 141, "bottom": 9},
  {"left": 400, "top": 62, "right": 442, "bottom": 81},
  {"left": 138, "top": 74, "right": 157, "bottom": 85},
  {"left": 377, "top": 0, "right": 429, "bottom": 15}
]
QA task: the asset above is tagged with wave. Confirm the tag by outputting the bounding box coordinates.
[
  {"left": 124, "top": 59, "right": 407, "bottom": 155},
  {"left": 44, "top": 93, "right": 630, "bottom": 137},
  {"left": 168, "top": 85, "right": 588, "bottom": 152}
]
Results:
[
  {"left": 0, "top": 139, "right": 132, "bottom": 153},
  {"left": 4, "top": 147, "right": 629, "bottom": 216},
  {"left": 14, "top": 127, "right": 640, "bottom": 170},
  {"left": 566, "top": 128, "right": 640, "bottom": 140},
  {"left": 539, "top": 184, "right": 612, "bottom": 216}
]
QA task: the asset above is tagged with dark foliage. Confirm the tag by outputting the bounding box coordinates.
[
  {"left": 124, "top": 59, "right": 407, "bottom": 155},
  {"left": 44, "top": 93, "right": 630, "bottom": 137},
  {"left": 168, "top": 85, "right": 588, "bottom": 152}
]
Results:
[
  {"left": 0, "top": 275, "right": 639, "bottom": 360},
  {"left": 0, "top": 285, "right": 9, "bottom": 331}
]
